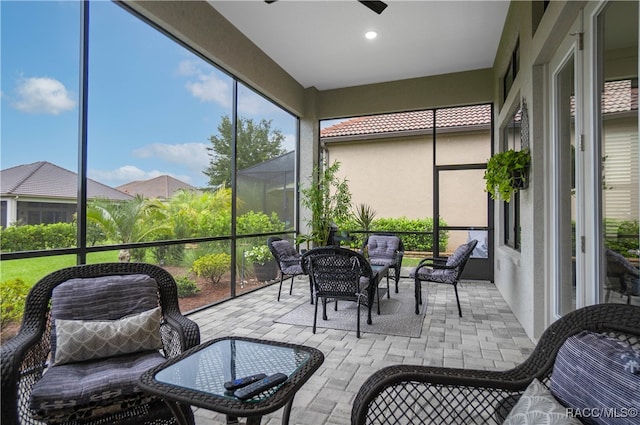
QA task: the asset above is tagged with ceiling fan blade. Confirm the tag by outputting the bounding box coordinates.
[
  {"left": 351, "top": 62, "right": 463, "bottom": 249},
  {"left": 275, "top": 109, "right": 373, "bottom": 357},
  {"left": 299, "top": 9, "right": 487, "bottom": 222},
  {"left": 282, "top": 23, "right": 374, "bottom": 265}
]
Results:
[
  {"left": 265, "top": 0, "right": 388, "bottom": 15},
  {"left": 358, "top": 1, "right": 388, "bottom": 15}
]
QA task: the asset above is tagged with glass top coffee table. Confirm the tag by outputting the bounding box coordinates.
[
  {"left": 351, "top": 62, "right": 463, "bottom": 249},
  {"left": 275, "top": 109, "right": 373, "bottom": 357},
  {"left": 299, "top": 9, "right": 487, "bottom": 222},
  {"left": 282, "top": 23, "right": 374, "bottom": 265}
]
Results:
[{"left": 139, "top": 336, "right": 324, "bottom": 425}]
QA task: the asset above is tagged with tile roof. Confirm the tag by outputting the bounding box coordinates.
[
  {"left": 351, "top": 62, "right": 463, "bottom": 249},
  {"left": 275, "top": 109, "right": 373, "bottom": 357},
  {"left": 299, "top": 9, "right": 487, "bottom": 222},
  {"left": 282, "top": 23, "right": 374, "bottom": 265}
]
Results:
[
  {"left": 603, "top": 79, "right": 638, "bottom": 113},
  {"left": 321, "top": 105, "right": 490, "bottom": 139},
  {"left": 116, "top": 175, "right": 199, "bottom": 200},
  {"left": 321, "top": 80, "right": 638, "bottom": 139},
  {"left": 1, "top": 161, "right": 133, "bottom": 200}
]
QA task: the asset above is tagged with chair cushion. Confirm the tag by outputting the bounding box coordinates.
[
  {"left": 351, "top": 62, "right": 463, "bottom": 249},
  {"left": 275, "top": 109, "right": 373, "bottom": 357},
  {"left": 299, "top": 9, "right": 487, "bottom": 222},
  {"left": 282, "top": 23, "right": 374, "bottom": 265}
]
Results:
[
  {"left": 30, "top": 351, "right": 165, "bottom": 421},
  {"left": 368, "top": 236, "right": 399, "bottom": 261},
  {"left": 54, "top": 307, "right": 163, "bottom": 365},
  {"left": 550, "top": 331, "right": 640, "bottom": 425},
  {"left": 410, "top": 267, "right": 456, "bottom": 284},
  {"left": 503, "top": 379, "right": 581, "bottom": 425},
  {"left": 445, "top": 242, "right": 471, "bottom": 267},
  {"left": 50, "top": 274, "right": 160, "bottom": 356},
  {"left": 272, "top": 240, "right": 298, "bottom": 258},
  {"left": 281, "top": 263, "right": 304, "bottom": 275},
  {"left": 272, "top": 240, "right": 302, "bottom": 269},
  {"left": 369, "top": 257, "right": 394, "bottom": 267}
]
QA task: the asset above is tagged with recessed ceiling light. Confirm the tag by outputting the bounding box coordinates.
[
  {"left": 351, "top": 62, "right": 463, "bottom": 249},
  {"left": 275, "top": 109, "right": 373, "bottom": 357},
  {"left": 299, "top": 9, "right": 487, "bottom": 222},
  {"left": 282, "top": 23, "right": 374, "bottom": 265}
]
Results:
[{"left": 365, "top": 31, "right": 378, "bottom": 40}]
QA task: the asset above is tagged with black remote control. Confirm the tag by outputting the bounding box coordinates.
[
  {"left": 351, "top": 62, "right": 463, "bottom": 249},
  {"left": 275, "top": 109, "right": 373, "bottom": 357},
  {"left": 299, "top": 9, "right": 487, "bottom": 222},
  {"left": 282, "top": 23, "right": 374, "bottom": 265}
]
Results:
[
  {"left": 224, "top": 373, "right": 268, "bottom": 391},
  {"left": 233, "top": 373, "right": 288, "bottom": 400}
]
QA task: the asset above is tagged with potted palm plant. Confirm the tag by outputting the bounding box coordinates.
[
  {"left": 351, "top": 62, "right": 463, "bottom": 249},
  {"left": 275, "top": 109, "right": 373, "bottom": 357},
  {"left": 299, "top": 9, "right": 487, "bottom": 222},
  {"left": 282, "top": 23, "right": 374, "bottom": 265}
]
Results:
[
  {"left": 245, "top": 245, "right": 277, "bottom": 282},
  {"left": 484, "top": 149, "right": 531, "bottom": 203}
]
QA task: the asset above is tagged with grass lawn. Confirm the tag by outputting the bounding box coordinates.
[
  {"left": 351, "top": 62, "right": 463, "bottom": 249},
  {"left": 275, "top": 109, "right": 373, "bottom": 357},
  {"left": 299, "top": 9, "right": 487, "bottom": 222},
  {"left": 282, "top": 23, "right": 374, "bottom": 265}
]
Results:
[{"left": 1, "top": 251, "right": 121, "bottom": 287}]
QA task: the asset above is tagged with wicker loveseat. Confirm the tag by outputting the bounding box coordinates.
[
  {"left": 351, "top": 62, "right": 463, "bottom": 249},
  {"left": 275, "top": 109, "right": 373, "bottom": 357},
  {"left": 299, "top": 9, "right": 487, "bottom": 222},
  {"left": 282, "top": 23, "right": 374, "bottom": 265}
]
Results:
[
  {"left": 351, "top": 303, "right": 640, "bottom": 424},
  {"left": 1, "top": 262, "right": 201, "bottom": 425}
]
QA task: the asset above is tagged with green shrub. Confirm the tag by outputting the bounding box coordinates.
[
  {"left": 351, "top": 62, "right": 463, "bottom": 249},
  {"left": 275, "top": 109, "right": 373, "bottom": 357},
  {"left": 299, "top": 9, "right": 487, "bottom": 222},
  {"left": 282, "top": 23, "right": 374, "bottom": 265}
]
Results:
[
  {"left": 0, "top": 223, "right": 76, "bottom": 252},
  {"left": 191, "top": 253, "right": 231, "bottom": 285},
  {"left": 605, "top": 219, "right": 639, "bottom": 256},
  {"left": 371, "top": 217, "right": 449, "bottom": 251},
  {"left": 245, "top": 245, "right": 273, "bottom": 265},
  {"left": 1, "top": 278, "right": 30, "bottom": 329},
  {"left": 175, "top": 275, "right": 200, "bottom": 298},
  {"left": 237, "top": 211, "right": 286, "bottom": 235}
]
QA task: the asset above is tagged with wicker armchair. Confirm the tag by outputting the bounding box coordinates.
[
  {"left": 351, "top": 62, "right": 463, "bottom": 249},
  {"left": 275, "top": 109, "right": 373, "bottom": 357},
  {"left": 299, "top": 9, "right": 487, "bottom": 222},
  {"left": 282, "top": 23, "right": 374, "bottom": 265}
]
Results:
[
  {"left": 302, "top": 246, "right": 375, "bottom": 338},
  {"left": 605, "top": 249, "right": 639, "bottom": 304},
  {"left": 410, "top": 240, "right": 477, "bottom": 317},
  {"left": 267, "top": 236, "right": 308, "bottom": 302},
  {"left": 360, "top": 234, "right": 404, "bottom": 296},
  {"left": 1, "top": 262, "right": 201, "bottom": 425},
  {"left": 352, "top": 303, "right": 640, "bottom": 424}
]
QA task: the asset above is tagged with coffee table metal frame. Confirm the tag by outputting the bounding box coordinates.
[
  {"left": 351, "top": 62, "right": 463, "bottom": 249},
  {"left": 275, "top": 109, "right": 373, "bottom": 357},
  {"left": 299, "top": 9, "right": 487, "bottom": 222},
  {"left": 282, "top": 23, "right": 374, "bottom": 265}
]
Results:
[{"left": 138, "top": 336, "right": 324, "bottom": 425}]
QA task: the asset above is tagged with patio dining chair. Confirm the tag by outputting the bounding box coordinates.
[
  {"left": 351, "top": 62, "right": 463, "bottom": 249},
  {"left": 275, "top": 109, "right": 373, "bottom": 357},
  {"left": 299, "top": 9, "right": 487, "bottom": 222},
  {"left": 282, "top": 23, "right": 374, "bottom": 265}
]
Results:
[
  {"left": 360, "top": 233, "right": 404, "bottom": 297},
  {"left": 267, "top": 236, "right": 308, "bottom": 302},
  {"left": 410, "top": 240, "right": 478, "bottom": 317},
  {"left": 302, "top": 246, "right": 374, "bottom": 338},
  {"left": 1, "top": 262, "right": 200, "bottom": 425}
]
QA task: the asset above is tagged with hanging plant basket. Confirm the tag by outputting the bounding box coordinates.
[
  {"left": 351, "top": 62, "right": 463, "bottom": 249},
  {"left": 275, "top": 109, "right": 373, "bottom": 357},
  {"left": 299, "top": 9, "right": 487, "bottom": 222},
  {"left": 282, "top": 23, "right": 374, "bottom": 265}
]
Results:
[
  {"left": 512, "top": 164, "right": 530, "bottom": 190},
  {"left": 484, "top": 149, "right": 531, "bottom": 203}
]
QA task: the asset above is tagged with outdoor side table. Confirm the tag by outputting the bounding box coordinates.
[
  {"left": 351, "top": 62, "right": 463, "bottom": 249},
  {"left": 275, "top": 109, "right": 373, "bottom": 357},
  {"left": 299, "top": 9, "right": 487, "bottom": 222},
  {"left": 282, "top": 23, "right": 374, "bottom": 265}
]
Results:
[
  {"left": 369, "top": 263, "right": 390, "bottom": 317},
  {"left": 138, "top": 336, "right": 324, "bottom": 425}
]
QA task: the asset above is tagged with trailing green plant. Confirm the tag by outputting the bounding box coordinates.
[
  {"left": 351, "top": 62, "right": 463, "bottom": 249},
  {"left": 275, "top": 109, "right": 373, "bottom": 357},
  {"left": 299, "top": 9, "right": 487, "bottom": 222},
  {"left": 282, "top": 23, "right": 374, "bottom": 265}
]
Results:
[
  {"left": 175, "top": 275, "right": 200, "bottom": 298},
  {"left": 245, "top": 245, "right": 273, "bottom": 265},
  {"left": 300, "top": 160, "right": 352, "bottom": 246},
  {"left": 484, "top": 149, "right": 531, "bottom": 202},
  {"left": 1, "top": 278, "right": 30, "bottom": 329},
  {"left": 191, "top": 253, "right": 231, "bottom": 286}
]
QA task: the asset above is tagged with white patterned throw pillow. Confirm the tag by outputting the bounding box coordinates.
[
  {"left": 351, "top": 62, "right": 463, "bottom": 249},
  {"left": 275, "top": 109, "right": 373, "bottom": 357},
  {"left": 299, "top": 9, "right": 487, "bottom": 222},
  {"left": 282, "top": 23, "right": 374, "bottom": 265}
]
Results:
[
  {"left": 54, "top": 307, "right": 163, "bottom": 365},
  {"left": 503, "top": 379, "right": 582, "bottom": 425}
]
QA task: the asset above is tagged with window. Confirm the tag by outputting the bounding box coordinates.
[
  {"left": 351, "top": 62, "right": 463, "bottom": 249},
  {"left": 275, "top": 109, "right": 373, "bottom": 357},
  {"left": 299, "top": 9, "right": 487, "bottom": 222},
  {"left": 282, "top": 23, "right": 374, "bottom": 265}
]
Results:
[
  {"left": 503, "top": 39, "right": 520, "bottom": 102},
  {"left": 503, "top": 106, "right": 522, "bottom": 250},
  {"left": 1, "top": 1, "right": 299, "bottom": 317}
]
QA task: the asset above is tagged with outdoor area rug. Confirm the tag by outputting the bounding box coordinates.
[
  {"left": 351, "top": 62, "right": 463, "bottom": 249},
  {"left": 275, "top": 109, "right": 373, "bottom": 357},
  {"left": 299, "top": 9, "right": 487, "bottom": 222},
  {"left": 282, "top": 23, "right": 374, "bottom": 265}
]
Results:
[{"left": 274, "top": 288, "right": 427, "bottom": 337}]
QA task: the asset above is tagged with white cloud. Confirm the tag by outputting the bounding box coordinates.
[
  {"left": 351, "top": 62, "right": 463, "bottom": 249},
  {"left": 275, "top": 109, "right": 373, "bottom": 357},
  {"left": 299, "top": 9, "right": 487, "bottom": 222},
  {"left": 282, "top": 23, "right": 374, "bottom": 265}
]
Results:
[
  {"left": 237, "top": 91, "right": 265, "bottom": 115},
  {"left": 176, "top": 60, "right": 199, "bottom": 77},
  {"left": 90, "top": 165, "right": 149, "bottom": 183},
  {"left": 13, "top": 76, "right": 76, "bottom": 115},
  {"left": 132, "top": 142, "right": 210, "bottom": 172},
  {"left": 185, "top": 72, "right": 231, "bottom": 106}
]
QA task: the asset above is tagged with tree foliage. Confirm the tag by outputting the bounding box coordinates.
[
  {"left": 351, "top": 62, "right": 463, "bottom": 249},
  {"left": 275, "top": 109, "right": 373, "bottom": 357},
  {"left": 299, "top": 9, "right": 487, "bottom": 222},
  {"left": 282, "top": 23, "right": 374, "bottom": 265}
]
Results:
[
  {"left": 204, "top": 115, "right": 286, "bottom": 187},
  {"left": 87, "top": 195, "right": 170, "bottom": 260}
]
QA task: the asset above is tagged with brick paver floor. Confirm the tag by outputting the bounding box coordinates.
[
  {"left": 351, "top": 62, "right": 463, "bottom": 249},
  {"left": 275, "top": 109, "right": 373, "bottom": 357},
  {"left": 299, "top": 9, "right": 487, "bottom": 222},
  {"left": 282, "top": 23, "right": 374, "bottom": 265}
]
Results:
[{"left": 187, "top": 276, "right": 535, "bottom": 425}]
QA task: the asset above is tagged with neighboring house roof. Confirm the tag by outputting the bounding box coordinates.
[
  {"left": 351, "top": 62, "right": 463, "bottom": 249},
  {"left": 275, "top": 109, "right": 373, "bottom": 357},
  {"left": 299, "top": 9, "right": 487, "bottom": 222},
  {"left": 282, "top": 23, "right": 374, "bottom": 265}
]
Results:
[
  {"left": 603, "top": 79, "right": 638, "bottom": 114},
  {"left": 321, "top": 104, "right": 491, "bottom": 139},
  {"left": 321, "top": 80, "right": 638, "bottom": 140},
  {"left": 1, "top": 161, "right": 133, "bottom": 201},
  {"left": 116, "top": 175, "right": 199, "bottom": 200}
]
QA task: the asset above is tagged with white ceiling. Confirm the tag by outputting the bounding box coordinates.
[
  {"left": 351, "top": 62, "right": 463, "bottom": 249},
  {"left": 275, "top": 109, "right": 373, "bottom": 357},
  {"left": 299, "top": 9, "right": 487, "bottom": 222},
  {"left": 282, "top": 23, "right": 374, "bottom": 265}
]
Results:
[{"left": 209, "top": 1, "right": 510, "bottom": 91}]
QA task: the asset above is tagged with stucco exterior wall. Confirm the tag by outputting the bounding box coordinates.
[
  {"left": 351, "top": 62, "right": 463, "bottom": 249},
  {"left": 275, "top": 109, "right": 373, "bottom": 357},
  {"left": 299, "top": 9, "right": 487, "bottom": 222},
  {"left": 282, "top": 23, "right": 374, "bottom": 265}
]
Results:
[
  {"left": 326, "top": 135, "right": 433, "bottom": 220},
  {"left": 325, "top": 128, "right": 490, "bottom": 251}
]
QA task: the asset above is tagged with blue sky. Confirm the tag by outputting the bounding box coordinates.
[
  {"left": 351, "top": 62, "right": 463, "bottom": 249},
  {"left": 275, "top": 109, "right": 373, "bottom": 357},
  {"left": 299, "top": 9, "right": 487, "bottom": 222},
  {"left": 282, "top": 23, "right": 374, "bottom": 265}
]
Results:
[{"left": 1, "top": 1, "right": 297, "bottom": 188}]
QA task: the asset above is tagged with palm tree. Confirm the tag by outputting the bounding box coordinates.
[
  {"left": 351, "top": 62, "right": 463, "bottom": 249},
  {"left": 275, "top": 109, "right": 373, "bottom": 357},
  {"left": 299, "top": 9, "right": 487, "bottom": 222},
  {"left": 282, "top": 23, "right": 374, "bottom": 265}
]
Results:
[{"left": 87, "top": 195, "right": 171, "bottom": 261}]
